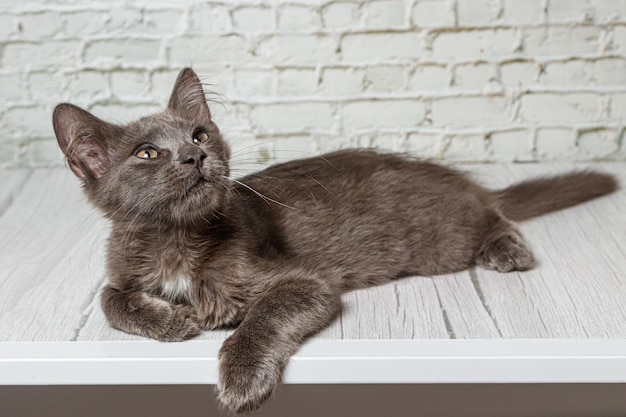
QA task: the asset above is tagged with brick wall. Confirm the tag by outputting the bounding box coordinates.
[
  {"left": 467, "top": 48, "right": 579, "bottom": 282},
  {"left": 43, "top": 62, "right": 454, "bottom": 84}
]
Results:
[{"left": 1, "top": 0, "right": 625, "bottom": 169}]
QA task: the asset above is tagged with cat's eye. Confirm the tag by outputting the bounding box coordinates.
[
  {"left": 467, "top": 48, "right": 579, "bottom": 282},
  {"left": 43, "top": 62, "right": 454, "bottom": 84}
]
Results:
[
  {"left": 135, "top": 147, "right": 159, "bottom": 160},
  {"left": 193, "top": 131, "right": 209, "bottom": 144}
]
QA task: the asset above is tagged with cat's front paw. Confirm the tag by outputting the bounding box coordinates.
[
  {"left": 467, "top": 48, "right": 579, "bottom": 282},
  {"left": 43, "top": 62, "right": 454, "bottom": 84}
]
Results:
[
  {"left": 217, "top": 335, "right": 281, "bottom": 413},
  {"left": 126, "top": 294, "right": 200, "bottom": 342}
]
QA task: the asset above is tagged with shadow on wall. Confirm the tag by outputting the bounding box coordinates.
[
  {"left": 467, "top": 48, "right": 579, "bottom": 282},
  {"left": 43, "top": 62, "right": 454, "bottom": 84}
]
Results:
[{"left": 2, "top": 384, "right": 626, "bottom": 417}]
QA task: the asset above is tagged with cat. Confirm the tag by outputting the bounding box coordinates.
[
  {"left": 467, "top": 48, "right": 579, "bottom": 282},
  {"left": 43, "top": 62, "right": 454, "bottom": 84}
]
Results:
[{"left": 52, "top": 67, "right": 618, "bottom": 413}]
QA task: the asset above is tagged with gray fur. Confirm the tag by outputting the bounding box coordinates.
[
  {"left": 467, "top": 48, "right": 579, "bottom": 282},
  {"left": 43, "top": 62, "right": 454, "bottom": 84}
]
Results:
[{"left": 52, "top": 67, "right": 618, "bottom": 413}]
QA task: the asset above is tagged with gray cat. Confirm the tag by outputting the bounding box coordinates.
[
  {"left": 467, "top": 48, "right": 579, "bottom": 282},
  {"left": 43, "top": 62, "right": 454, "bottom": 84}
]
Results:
[{"left": 53, "top": 67, "right": 617, "bottom": 413}]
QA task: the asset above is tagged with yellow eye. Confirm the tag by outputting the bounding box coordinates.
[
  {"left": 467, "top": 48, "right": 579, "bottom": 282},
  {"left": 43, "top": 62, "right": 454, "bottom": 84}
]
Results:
[
  {"left": 135, "top": 147, "right": 159, "bottom": 160},
  {"left": 193, "top": 131, "right": 209, "bottom": 144}
]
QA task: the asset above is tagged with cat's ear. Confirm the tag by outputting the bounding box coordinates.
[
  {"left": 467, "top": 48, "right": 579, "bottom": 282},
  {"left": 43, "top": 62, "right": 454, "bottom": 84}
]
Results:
[
  {"left": 167, "top": 67, "right": 211, "bottom": 121},
  {"left": 52, "top": 103, "right": 119, "bottom": 181}
]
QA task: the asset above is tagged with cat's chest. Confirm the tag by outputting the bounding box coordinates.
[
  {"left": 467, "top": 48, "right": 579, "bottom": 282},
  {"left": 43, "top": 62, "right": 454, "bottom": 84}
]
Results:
[
  {"left": 160, "top": 270, "right": 193, "bottom": 302},
  {"left": 149, "top": 247, "right": 200, "bottom": 302}
]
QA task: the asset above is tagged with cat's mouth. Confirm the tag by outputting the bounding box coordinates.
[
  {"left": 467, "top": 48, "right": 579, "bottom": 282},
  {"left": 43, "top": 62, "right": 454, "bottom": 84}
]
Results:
[{"left": 185, "top": 176, "right": 211, "bottom": 194}]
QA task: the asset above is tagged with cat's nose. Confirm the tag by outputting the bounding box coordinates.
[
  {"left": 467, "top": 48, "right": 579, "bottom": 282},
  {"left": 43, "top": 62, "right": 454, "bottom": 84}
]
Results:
[{"left": 180, "top": 145, "right": 207, "bottom": 169}]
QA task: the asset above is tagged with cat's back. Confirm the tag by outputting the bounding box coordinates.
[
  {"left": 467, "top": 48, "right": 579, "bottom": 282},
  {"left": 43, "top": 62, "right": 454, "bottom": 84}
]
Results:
[
  {"left": 240, "top": 149, "right": 474, "bottom": 203},
  {"left": 232, "top": 150, "right": 491, "bottom": 279}
]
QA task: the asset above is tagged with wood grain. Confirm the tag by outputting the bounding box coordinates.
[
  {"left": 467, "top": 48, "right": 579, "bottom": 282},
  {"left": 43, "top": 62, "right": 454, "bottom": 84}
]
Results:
[
  {"left": 0, "top": 169, "right": 107, "bottom": 341},
  {"left": 0, "top": 170, "right": 32, "bottom": 218},
  {"left": 0, "top": 163, "right": 624, "bottom": 343}
]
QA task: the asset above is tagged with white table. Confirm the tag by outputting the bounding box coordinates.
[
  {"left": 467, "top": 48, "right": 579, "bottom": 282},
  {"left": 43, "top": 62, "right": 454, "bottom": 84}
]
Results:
[{"left": 1, "top": 164, "right": 625, "bottom": 414}]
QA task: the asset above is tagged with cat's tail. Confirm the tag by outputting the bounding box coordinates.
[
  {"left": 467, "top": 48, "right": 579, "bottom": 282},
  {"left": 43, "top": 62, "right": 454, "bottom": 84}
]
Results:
[{"left": 493, "top": 171, "right": 618, "bottom": 222}]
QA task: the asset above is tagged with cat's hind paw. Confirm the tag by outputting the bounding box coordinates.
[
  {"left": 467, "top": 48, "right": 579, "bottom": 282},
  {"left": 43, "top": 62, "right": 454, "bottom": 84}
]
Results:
[{"left": 477, "top": 232, "right": 535, "bottom": 273}]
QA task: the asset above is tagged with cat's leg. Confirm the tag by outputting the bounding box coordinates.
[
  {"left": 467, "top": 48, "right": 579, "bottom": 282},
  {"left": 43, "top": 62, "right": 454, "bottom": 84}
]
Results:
[
  {"left": 217, "top": 275, "right": 341, "bottom": 413},
  {"left": 101, "top": 285, "right": 200, "bottom": 341},
  {"left": 476, "top": 216, "right": 535, "bottom": 272}
]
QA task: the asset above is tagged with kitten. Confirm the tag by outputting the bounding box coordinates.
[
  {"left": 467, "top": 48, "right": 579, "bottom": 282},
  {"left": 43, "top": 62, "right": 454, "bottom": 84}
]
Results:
[{"left": 53, "top": 67, "right": 617, "bottom": 413}]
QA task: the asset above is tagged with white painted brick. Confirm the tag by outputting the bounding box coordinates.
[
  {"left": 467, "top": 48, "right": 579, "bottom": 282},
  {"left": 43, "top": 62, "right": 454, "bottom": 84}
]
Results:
[
  {"left": 523, "top": 27, "right": 601, "bottom": 56},
  {"left": 593, "top": 58, "right": 626, "bottom": 85},
  {"left": 85, "top": 39, "right": 161, "bottom": 66},
  {"left": 277, "top": 5, "right": 321, "bottom": 31},
  {"left": 329, "top": 132, "right": 378, "bottom": 150},
  {"left": 22, "top": 139, "right": 65, "bottom": 167},
  {"left": 577, "top": 129, "right": 619, "bottom": 158},
  {"left": 0, "top": 106, "right": 51, "bottom": 137},
  {"left": 536, "top": 128, "right": 576, "bottom": 158},
  {"left": 144, "top": 9, "right": 186, "bottom": 34},
  {"left": 62, "top": 11, "right": 107, "bottom": 36},
  {"left": 273, "top": 134, "right": 316, "bottom": 162},
  {"left": 520, "top": 93, "right": 599, "bottom": 124},
  {"left": 320, "top": 68, "right": 364, "bottom": 95},
  {"left": 432, "top": 30, "right": 517, "bottom": 59},
  {"left": 454, "top": 63, "right": 494, "bottom": 90},
  {"left": 169, "top": 35, "right": 249, "bottom": 64},
  {"left": 609, "top": 93, "right": 626, "bottom": 120},
  {"left": 408, "top": 65, "right": 450, "bottom": 91},
  {"left": 592, "top": 0, "right": 626, "bottom": 22},
  {"left": 431, "top": 97, "right": 510, "bottom": 127},
  {"left": 405, "top": 132, "right": 444, "bottom": 158},
  {"left": 251, "top": 103, "right": 335, "bottom": 133},
  {"left": 275, "top": 68, "right": 317, "bottom": 96},
  {"left": 313, "top": 132, "right": 351, "bottom": 154},
  {"left": 67, "top": 71, "right": 109, "bottom": 103},
  {"left": 547, "top": 0, "right": 593, "bottom": 21},
  {"left": 232, "top": 6, "right": 275, "bottom": 32},
  {"left": 2, "top": 41, "right": 80, "bottom": 69},
  {"left": 343, "top": 100, "right": 425, "bottom": 129},
  {"left": 500, "top": 61, "right": 538, "bottom": 86},
  {"left": 540, "top": 60, "right": 589, "bottom": 86},
  {"left": 257, "top": 35, "right": 336, "bottom": 64},
  {"left": 0, "top": 14, "right": 15, "bottom": 38},
  {"left": 17, "top": 12, "right": 62, "bottom": 38},
  {"left": 501, "top": 0, "right": 544, "bottom": 25},
  {"left": 232, "top": 7, "right": 274, "bottom": 32},
  {"left": 489, "top": 130, "right": 533, "bottom": 161},
  {"left": 110, "top": 71, "right": 150, "bottom": 99},
  {"left": 443, "top": 135, "right": 487, "bottom": 161},
  {"left": 0, "top": 74, "right": 24, "bottom": 102},
  {"left": 322, "top": 2, "right": 361, "bottom": 29},
  {"left": 412, "top": 1, "right": 454, "bottom": 28},
  {"left": 364, "top": 0, "right": 406, "bottom": 29},
  {"left": 457, "top": 0, "right": 500, "bottom": 26},
  {"left": 189, "top": 4, "right": 230, "bottom": 34},
  {"left": 364, "top": 65, "right": 406, "bottom": 92},
  {"left": 234, "top": 69, "right": 275, "bottom": 97},
  {"left": 366, "top": 132, "right": 407, "bottom": 151},
  {"left": 211, "top": 103, "right": 252, "bottom": 132},
  {"left": 29, "top": 72, "right": 64, "bottom": 103},
  {"left": 341, "top": 33, "right": 421, "bottom": 61},
  {"left": 611, "top": 26, "right": 626, "bottom": 53},
  {"left": 89, "top": 103, "right": 162, "bottom": 125},
  {"left": 227, "top": 132, "right": 271, "bottom": 172},
  {"left": 0, "top": 141, "right": 18, "bottom": 168},
  {"left": 1, "top": 0, "right": 625, "bottom": 166},
  {"left": 151, "top": 69, "right": 181, "bottom": 104},
  {"left": 103, "top": 8, "right": 143, "bottom": 35}
]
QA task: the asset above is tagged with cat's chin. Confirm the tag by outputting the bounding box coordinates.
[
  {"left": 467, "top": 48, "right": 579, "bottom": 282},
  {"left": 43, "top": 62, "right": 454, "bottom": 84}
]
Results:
[{"left": 170, "top": 176, "right": 228, "bottom": 225}]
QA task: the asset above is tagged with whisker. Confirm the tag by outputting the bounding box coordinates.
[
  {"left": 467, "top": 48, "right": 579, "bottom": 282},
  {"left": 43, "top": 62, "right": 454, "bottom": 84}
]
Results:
[{"left": 222, "top": 176, "right": 296, "bottom": 210}]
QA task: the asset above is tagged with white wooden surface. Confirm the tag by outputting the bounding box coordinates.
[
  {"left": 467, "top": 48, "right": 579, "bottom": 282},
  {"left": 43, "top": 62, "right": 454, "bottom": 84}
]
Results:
[
  {"left": 0, "top": 163, "right": 625, "bottom": 385},
  {"left": 2, "top": 340, "right": 626, "bottom": 385}
]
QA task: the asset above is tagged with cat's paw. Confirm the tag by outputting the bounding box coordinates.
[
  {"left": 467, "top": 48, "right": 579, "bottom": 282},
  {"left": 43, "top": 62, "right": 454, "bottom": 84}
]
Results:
[
  {"left": 477, "top": 232, "right": 535, "bottom": 272},
  {"left": 217, "top": 336, "right": 281, "bottom": 413},
  {"left": 126, "top": 294, "right": 200, "bottom": 342}
]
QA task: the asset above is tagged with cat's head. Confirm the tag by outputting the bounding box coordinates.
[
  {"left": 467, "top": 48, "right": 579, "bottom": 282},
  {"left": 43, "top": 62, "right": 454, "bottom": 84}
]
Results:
[{"left": 53, "top": 67, "right": 231, "bottom": 226}]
